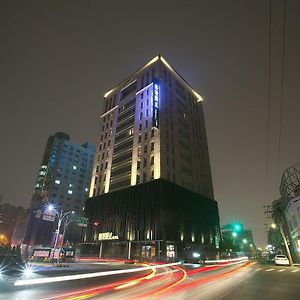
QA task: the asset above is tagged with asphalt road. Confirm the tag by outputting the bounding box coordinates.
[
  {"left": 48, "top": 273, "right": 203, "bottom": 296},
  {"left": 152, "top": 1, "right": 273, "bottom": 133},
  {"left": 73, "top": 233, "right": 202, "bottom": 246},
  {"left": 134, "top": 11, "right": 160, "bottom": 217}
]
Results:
[{"left": 1, "top": 260, "right": 299, "bottom": 300}]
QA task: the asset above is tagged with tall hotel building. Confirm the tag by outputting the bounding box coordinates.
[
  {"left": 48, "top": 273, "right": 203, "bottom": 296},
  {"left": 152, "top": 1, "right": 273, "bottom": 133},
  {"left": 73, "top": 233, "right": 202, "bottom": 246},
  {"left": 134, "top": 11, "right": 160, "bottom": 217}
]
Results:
[
  {"left": 90, "top": 55, "right": 213, "bottom": 198},
  {"left": 85, "top": 55, "right": 219, "bottom": 261}
]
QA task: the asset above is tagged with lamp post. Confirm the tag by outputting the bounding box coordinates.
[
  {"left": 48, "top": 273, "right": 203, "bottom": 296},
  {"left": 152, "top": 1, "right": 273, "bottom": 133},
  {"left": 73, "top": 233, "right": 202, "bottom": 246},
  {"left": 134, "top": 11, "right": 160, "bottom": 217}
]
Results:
[{"left": 45, "top": 204, "right": 75, "bottom": 262}]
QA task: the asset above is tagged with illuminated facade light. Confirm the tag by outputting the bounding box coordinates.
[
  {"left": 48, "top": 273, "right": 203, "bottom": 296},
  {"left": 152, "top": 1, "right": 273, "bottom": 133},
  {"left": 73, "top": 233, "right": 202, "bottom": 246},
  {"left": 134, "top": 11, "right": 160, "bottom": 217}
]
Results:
[
  {"left": 55, "top": 180, "right": 60, "bottom": 184},
  {"left": 68, "top": 190, "right": 73, "bottom": 194},
  {"left": 73, "top": 165, "right": 77, "bottom": 170}
]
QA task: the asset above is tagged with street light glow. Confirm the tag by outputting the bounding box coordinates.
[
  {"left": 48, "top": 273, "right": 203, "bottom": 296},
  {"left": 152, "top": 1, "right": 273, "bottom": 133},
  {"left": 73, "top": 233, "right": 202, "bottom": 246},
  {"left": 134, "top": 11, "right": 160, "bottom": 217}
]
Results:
[
  {"left": 270, "top": 223, "right": 277, "bottom": 229},
  {"left": 232, "top": 232, "right": 237, "bottom": 237},
  {"left": 242, "top": 239, "right": 247, "bottom": 244}
]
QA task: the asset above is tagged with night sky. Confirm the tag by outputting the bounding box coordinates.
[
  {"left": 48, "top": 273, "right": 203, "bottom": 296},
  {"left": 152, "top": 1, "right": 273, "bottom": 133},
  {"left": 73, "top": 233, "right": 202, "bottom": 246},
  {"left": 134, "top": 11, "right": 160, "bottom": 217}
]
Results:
[{"left": 1, "top": 0, "right": 299, "bottom": 247}]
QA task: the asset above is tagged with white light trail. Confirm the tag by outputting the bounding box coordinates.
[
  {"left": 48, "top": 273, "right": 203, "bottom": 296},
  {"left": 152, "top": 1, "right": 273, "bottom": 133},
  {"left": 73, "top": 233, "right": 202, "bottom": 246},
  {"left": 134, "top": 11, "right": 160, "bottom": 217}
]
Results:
[{"left": 14, "top": 262, "right": 181, "bottom": 287}]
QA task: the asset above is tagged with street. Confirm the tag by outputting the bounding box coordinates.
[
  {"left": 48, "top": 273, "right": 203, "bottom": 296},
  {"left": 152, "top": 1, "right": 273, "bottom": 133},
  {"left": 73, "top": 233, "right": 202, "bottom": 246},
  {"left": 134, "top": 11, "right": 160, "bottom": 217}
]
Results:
[{"left": 1, "top": 259, "right": 300, "bottom": 300}]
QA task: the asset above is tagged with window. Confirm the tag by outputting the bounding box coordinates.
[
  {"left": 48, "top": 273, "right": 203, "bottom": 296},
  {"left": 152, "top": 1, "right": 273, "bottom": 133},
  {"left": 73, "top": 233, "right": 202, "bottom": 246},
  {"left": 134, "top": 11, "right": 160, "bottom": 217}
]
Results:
[
  {"left": 100, "top": 163, "right": 103, "bottom": 171},
  {"left": 147, "top": 98, "right": 149, "bottom": 105},
  {"left": 108, "top": 140, "right": 110, "bottom": 147},
  {"left": 136, "top": 174, "right": 140, "bottom": 184},
  {"left": 151, "top": 129, "right": 154, "bottom": 138},
  {"left": 102, "top": 153, "right": 105, "bottom": 159},
  {"left": 105, "top": 132, "right": 108, "bottom": 138},
  {"left": 143, "top": 172, "right": 147, "bottom": 182},
  {"left": 150, "top": 156, "right": 154, "bottom": 165},
  {"left": 138, "top": 134, "right": 142, "bottom": 143},
  {"left": 140, "top": 112, "right": 143, "bottom": 120},
  {"left": 145, "top": 132, "right": 148, "bottom": 140},
  {"left": 137, "top": 146, "right": 141, "bottom": 156},
  {"left": 143, "top": 158, "right": 147, "bottom": 167},
  {"left": 145, "top": 120, "right": 148, "bottom": 128},
  {"left": 104, "top": 142, "right": 106, "bottom": 149},
  {"left": 110, "top": 120, "right": 113, "bottom": 126},
  {"left": 104, "top": 173, "right": 106, "bottom": 181},
  {"left": 109, "top": 129, "right": 112, "bottom": 136},
  {"left": 144, "top": 145, "right": 148, "bottom": 153},
  {"left": 151, "top": 141, "right": 154, "bottom": 151},
  {"left": 106, "top": 123, "right": 109, "bottom": 129},
  {"left": 68, "top": 190, "right": 73, "bottom": 194},
  {"left": 141, "top": 102, "right": 143, "bottom": 109},
  {"left": 146, "top": 109, "right": 149, "bottom": 117},
  {"left": 102, "top": 125, "right": 105, "bottom": 131},
  {"left": 141, "top": 92, "right": 144, "bottom": 99},
  {"left": 129, "top": 128, "right": 134, "bottom": 135},
  {"left": 139, "top": 123, "right": 142, "bottom": 131},
  {"left": 137, "top": 160, "right": 141, "bottom": 170},
  {"left": 100, "top": 135, "right": 103, "bottom": 141},
  {"left": 99, "top": 144, "right": 102, "bottom": 151},
  {"left": 151, "top": 170, "right": 154, "bottom": 179},
  {"left": 105, "top": 161, "right": 108, "bottom": 169}
]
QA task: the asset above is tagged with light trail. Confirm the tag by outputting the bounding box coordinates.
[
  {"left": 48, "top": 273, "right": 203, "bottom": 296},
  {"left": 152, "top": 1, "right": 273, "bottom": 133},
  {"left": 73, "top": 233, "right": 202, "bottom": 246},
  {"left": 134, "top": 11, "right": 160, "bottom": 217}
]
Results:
[{"left": 14, "top": 262, "right": 181, "bottom": 286}]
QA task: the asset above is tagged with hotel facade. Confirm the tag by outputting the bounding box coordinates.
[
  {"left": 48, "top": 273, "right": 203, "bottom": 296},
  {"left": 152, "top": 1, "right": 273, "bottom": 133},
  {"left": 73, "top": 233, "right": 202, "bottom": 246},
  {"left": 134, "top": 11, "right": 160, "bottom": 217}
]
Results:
[{"left": 84, "top": 55, "right": 219, "bottom": 261}]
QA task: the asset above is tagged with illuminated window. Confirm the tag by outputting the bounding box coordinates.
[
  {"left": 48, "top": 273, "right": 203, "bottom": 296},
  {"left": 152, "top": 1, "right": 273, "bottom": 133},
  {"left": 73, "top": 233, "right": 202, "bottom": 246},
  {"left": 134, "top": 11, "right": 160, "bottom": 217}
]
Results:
[
  {"left": 129, "top": 128, "right": 134, "bottom": 135},
  {"left": 55, "top": 180, "right": 60, "bottom": 184},
  {"left": 137, "top": 146, "right": 141, "bottom": 156},
  {"left": 68, "top": 190, "right": 73, "bottom": 194},
  {"left": 69, "top": 184, "right": 72, "bottom": 187},
  {"left": 73, "top": 165, "right": 77, "bottom": 170},
  {"left": 85, "top": 188, "right": 88, "bottom": 192}
]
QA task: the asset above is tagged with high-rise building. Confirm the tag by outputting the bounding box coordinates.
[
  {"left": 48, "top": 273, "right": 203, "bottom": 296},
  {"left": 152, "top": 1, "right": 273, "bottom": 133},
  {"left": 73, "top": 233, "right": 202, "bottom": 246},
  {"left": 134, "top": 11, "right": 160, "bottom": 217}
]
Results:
[
  {"left": 90, "top": 55, "right": 214, "bottom": 198},
  {"left": 83, "top": 56, "right": 219, "bottom": 261},
  {"left": 31, "top": 132, "right": 95, "bottom": 213},
  {"left": 21, "top": 133, "right": 95, "bottom": 251}
]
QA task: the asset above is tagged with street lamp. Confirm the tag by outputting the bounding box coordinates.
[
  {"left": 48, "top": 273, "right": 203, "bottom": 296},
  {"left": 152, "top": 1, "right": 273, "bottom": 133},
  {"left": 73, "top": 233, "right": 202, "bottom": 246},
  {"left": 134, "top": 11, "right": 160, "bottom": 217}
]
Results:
[
  {"left": 270, "top": 223, "right": 277, "bottom": 229},
  {"left": 45, "top": 204, "right": 75, "bottom": 262}
]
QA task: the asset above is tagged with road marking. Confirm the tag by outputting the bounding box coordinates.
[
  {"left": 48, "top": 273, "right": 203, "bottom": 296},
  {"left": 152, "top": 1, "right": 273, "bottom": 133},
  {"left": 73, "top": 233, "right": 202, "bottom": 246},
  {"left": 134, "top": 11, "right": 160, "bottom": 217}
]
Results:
[
  {"left": 255, "top": 268, "right": 262, "bottom": 271},
  {"left": 291, "top": 270, "right": 299, "bottom": 273},
  {"left": 266, "top": 269, "right": 274, "bottom": 272},
  {"left": 278, "top": 269, "right": 286, "bottom": 272}
]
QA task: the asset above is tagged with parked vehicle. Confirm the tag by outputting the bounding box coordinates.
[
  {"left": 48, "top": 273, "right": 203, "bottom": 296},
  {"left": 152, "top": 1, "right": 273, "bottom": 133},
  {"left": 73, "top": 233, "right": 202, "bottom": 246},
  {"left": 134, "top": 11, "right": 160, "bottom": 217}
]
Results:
[{"left": 274, "top": 254, "right": 290, "bottom": 266}]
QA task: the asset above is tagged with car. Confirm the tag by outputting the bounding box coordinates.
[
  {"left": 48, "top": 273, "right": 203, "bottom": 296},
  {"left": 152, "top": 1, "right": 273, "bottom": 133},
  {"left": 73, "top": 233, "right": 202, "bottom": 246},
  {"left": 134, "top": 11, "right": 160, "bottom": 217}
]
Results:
[{"left": 274, "top": 254, "right": 290, "bottom": 266}]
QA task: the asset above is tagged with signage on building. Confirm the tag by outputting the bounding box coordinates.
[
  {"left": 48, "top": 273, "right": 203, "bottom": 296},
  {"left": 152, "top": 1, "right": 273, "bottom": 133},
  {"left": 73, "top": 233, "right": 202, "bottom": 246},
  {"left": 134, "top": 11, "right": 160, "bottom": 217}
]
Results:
[
  {"left": 43, "top": 211, "right": 56, "bottom": 222},
  {"left": 152, "top": 79, "right": 159, "bottom": 128},
  {"left": 33, "top": 249, "right": 51, "bottom": 258},
  {"left": 98, "top": 232, "right": 119, "bottom": 241}
]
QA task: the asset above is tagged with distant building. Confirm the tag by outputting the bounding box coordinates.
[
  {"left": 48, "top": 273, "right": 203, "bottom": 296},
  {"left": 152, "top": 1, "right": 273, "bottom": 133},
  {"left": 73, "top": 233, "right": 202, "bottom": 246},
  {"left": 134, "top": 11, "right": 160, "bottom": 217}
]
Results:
[
  {"left": 22, "top": 132, "right": 95, "bottom": 253},
  {"left": 31, "top": 132, "right": 95, "bottom": 212},
  {"left": 84, "top": 55, "right": 219, "bottom": 261},
  {"left": 0, "top": 203, "right": 26, "bottom": 246}
]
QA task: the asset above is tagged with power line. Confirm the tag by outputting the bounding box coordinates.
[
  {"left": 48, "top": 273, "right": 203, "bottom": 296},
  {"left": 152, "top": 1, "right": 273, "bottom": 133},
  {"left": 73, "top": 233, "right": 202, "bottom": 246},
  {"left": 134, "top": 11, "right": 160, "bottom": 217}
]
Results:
[
  {"left": 264, "top": 0, "right": 272, "bottom": 204},
  {"left": 276, "top": 0, "right": 287, "bottom": 184}
]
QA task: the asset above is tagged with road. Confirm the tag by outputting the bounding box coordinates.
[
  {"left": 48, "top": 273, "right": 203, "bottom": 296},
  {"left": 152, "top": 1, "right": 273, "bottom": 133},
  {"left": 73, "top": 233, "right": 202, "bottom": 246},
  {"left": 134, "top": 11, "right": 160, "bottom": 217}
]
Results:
[{"left": 1, "top": 260, "right": 299, "bottom": 299}]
